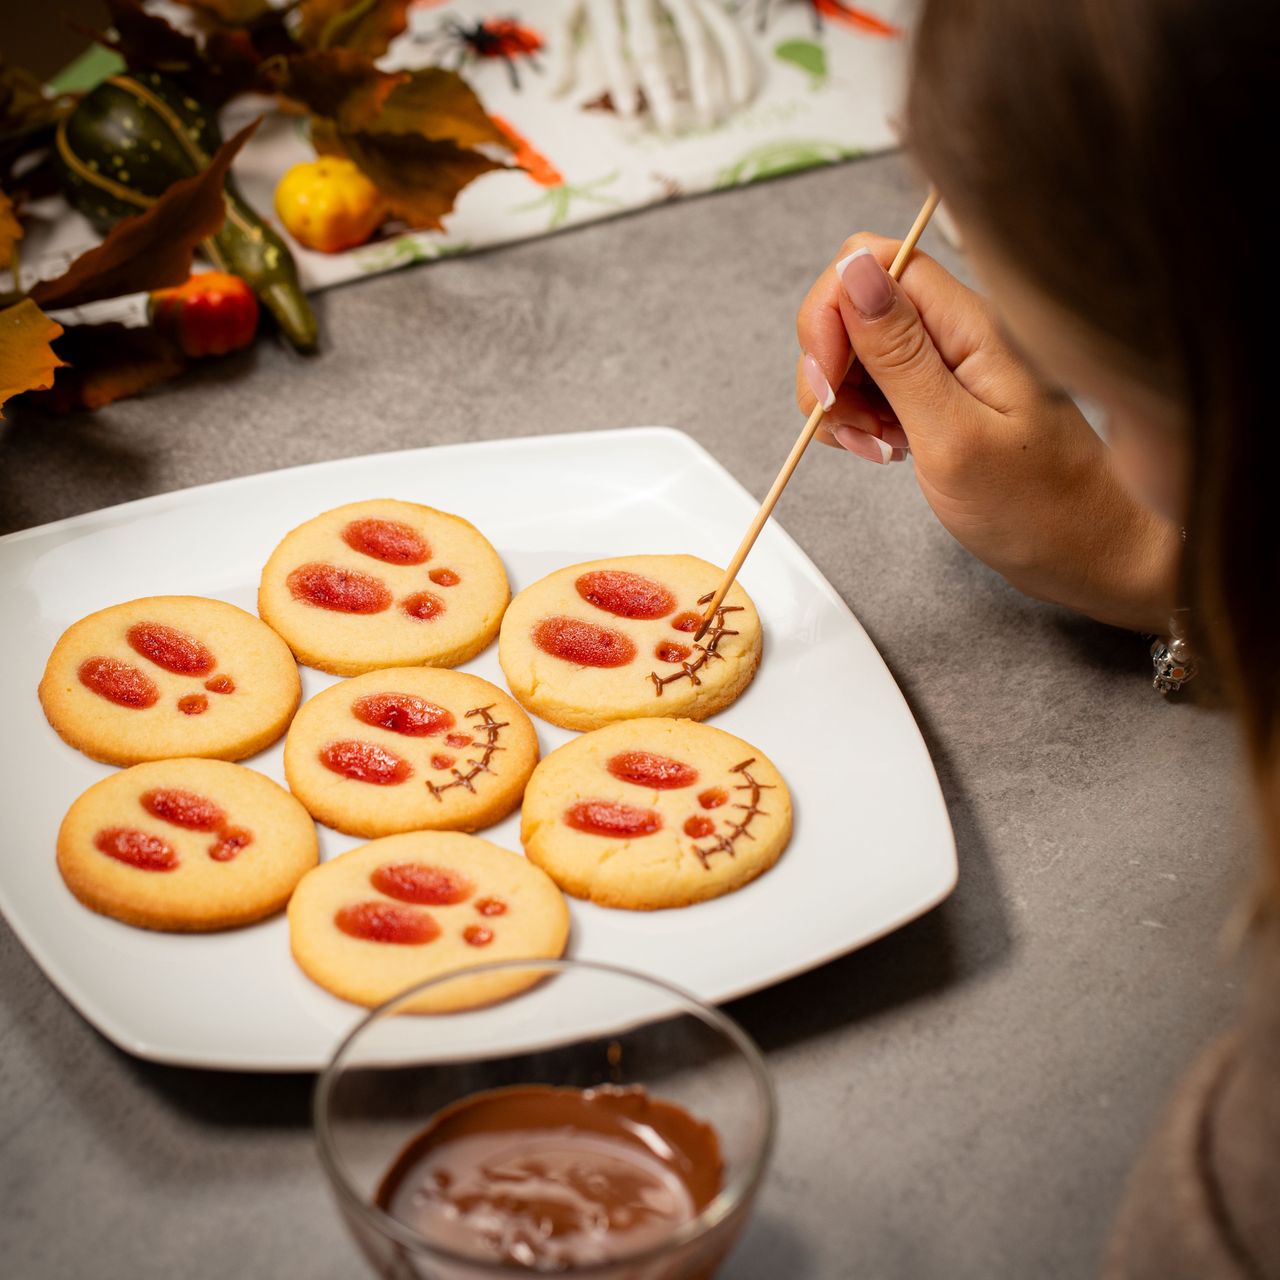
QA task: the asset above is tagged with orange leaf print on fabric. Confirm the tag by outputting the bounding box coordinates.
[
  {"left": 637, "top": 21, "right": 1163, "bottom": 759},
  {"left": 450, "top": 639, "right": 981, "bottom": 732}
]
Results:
[{"left": 491, "top": 115, "right": 562, "bottom": 188}]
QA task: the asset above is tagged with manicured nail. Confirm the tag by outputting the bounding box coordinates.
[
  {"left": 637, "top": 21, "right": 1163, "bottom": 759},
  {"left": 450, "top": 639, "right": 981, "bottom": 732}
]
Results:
[
  {"left": 830, "top": 423, "right": 892, "bottom": 464},
  {"left": 802, "top": 353, "right": 835, "bottom": 411},
  {"left": 836, "top": 247, "right": 894, "bottom": 320},
  {"left": 881, "top": 423, "right": 909, "bottom": 449}
]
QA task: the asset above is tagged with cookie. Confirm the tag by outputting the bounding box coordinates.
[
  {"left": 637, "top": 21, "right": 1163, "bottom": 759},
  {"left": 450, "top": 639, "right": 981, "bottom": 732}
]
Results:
[
  {"left": 288, "top": 831, "right": 570, "bottom": 1011},
  {"left": 39, "top": 595, "right": 301, "bottom": 767},
  {"left": 284, "top": 668, "right": 539, "bottom": 839},
  {"left": 57, "top": 758, "right": 319, "bottom": 932},
  {"left": 520, "top": 718, "right": 791, "bottom": 910},
  {"left": 258, "top": 499, "right": 510, "bottom": 675},
  {"left": 498, "top": 555, "right": 761, "bottom": 731}
]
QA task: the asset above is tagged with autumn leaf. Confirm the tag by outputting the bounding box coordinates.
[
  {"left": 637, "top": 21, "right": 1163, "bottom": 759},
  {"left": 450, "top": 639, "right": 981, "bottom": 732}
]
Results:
[
  {"left": 0, "top": 60, "right": 76, "bottom": 174},
  {"left": 27, "top": 323, "right": 187, "bottom": 413},
  {"left": 98, "top": 0, "right": 206, "bottom": 78},
  {"left": 0, "top": 189, "right": 22, "bottom": 273},
  {"left": 169, "top": 0, "right": 276, "bottom": 25},
  {"left": 372, "top": 68, "right": 509, "bottom": 150},
  {"left": 274, "top": 49, "right": 406, "bottom": 132},
  {"left": 296, "top": 0, "right": 412, "bottom": 57},
  {"left": 29, "top": 118, "right": 260, "bottom": 311},
  {"left": 0, "top": 300, "right": 65, "bottom": 418}
]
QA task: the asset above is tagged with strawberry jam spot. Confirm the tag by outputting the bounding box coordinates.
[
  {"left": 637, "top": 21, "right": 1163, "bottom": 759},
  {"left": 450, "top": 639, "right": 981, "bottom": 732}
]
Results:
[
  {"left": 401, "top": 591, "right": 446, "bottom": 622},
  {"left": 94, "top": 827, "right": 178, "bottom": 872},
  {"left": 371, "top": 862, "right": 475, "bottom": 905},
  {"left": 429, "top": 568, "right": 460, "bottom": 587},
  {"left": 335, "top": 901, "right": 440, "bottom": 945},
  {"left": 475, "top": 896, "right": 507, "bottom": 917},
  {"left": 204, "top": 674, "right": 235, "bottom": 694},
  {"left": 341, "top": 518, "right": 429, "bottom": 566},
  {"left": 607, "top": 750, "right": 699, "bottom": 790},
  {"left": 209, "top": 827, "right": 252, "bottom": 862},
  {"left": 140, "top": 788, "right": 225, "bottom": 831},
  {"left": 671, "top": 611, "right": 703, "bottom": 633},
  {"left": 533, "top": 616, "right": 637, "bottom": 668},
  {"left": 575, "top": 570, "right": 676, "bottom": 620},
  {"left": 430, "top": 754, "right": 455, "bottom": 770},
  {"left": 698, "top": 787, "right": 729, "bottom": 809},
  {"left": 655, "top": 641, "right": 692, "bottom": 665},
  {"left": 684, "top": 815, "right": 716, "bottom": 839},
  {"left": 351, "top": 693, "right": 455, "bottom": 737},
  {"left": 126, "top": 622, "right": 216, "bottom": 676},
  {"left": 320, "top": 740, "right": 412, "bottom": 785},
  {"left": 565, "top": 800, "right": 663, "bottom": 838},
  {"left": 288, "top": 562, "right": 392, "bottom": 614},
  {"left": 178, "top": 693, "right": 208, "bottom": 715},
  {"left": 78, "top": 657, "right": 159, "bottom": 709},
  {"left": 445, "top": 733, "right": 472, "bottom": 749},
  {"left": 463, "top": 925, "right": 494, "bottom": 947}
]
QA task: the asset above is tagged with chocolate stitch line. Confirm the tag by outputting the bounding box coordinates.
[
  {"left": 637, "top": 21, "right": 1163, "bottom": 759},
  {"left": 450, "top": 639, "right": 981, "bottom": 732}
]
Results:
[
  {"left": 691, "top": 758, "right": 772, "bottom": 869},
  {"left": 648, "top": 591, "right": 743, "bottom": 696},
  {"left": 426, "top": 705, "right": 507, "bottom": 801}
]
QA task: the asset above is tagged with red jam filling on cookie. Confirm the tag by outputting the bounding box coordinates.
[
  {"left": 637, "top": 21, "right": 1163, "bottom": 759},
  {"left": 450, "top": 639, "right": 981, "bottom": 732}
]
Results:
[
  {"left": 178, "top": 693, "right": 208, "bottom": 715},
  {"left": 575, "top": 570, "right": 675, "bottom": 620},
  {"left": 205, "top": 675, "right": 235, "bottom": 694},
  {"left": 401, "top": 591, "right": 446, "bottom": 622},
  {"left": 288, "top": 562, "right": 392, "bottom": 614},
  {"left": 565, "top": 800, "right": 663, "bottom": 838},
  {"left": 463, "top": 925, "right": 494, "bottom": 947},
  {"left": 126, "top": 622, "right": 215, "bottom": 676},
  {"left": 698, "top": 787, "right": 729, "bottom": 809},
  {"left": 606, "top": 750, "right": 699, "bottom": 790},
  {"left": 351, "top": 693, "right": 455, "bottom": 737},
  {"left": 683, "top": 815, "right": 716, "bottom": 839},
  {"left": 475, "top": 896, "right": 507, "bottom": 917},
  {"left": 430, "top": 754, "right": 455, "bottom": 770},
  {"left": 94, "top": 826, "right": 178, "bottom": 871},
  {"left": 320, "top": 740, "right": 413, "bottom": 784},
  {"left": 78, "top": 657, "right": 160, "bottom": 709},
  {"left": 140, "top": 788, "right": 225, "bottom": 831},
  {"left": 372, "top": 862, "right": 474, "bottom": 906},
  {"left": 533, "top": 616, "right": 637, "bottom": 668},
  {"left": 655, "top": 642, "right": 692, "bottom": 665},
  {"left": 341, "top": 518, "right": 430, "bottom": 566},
  {"left": 209, "top": 827, "right": 252, "bottom": 862},
  {"left": 445, "top": 733, "right": 472, "bottom": 749},
  {"left": 429, "top": 568, "right": 460, "bottom": 587},
  {"left": 670, "top": 611, "right": 703, "bottom": 633},
  {"left": 335, "top": 901, "right": 440, "bottom": 945}
]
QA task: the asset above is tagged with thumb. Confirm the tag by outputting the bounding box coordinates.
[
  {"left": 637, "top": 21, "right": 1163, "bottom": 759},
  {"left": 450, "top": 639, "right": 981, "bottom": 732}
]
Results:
[{"left": 835, "top": 248, "right": 971, "bottom": 447}]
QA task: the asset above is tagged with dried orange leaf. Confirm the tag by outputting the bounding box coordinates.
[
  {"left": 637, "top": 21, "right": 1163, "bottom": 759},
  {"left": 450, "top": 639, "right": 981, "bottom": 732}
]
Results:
[
  {"left": 371, "top": 68, "right": 510, "bottom": 150},
  {"left": 0, "top": 300, "right": 65, "bottom": 418},
  {"left": 27, "top": 324, "right": 187, "bottom": 414},
  {"left": 275, "top": 49, "right": 405, "bottom": 132},
  {"left": 296, "top": 0, "right": 412, "bottom": 57},
  {"left": 0, "top": 189, "right": 22, "bottom": 268}
]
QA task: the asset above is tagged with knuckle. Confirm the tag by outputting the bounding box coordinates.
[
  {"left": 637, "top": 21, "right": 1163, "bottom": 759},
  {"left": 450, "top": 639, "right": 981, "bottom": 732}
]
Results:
[{"left": 871, "top": 312, "right": 932, "bottom": 376}]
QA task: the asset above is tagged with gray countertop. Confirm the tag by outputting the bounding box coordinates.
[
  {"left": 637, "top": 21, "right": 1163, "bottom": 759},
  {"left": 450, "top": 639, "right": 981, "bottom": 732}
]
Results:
[{"left": 0, "top": 152, "right": 1253, "bottom": 1279}]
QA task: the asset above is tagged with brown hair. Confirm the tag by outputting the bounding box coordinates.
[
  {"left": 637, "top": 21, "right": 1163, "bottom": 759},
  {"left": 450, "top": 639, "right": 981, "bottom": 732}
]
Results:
[{"left": 906, "top": 0, "right": 1280, "bottom": 903}]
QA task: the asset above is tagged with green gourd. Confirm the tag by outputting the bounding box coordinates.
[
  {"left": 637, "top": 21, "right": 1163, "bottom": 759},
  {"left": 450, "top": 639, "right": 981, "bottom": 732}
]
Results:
[{"left": 56, "top": 71, "right": 317, "bottom": 351}]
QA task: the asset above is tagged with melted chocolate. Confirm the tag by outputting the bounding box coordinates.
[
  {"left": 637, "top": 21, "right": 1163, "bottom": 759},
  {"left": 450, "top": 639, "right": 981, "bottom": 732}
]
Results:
[{"left": 375, "top": 1085, "right": 722, "bottom": 1269}]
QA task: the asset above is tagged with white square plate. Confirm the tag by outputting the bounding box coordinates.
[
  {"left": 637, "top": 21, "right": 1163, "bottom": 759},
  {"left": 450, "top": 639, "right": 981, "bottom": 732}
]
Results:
[{"left": 0, "top": 428, "right": 955, "bottom": 1070}]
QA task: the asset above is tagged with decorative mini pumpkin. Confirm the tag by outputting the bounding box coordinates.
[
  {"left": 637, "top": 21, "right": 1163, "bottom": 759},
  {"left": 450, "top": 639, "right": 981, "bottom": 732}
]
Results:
[
  {"left": 148, "top": 273, "right": 259, "bottom": 358},
  {"left": 274, "top": 158, "right": 387, "bottom": 254}
]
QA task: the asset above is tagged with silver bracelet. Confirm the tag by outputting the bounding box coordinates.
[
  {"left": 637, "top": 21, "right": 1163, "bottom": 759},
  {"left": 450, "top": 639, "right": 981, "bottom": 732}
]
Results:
[{"left": 1149, "top": 609, "right": 1197, "bottom": 694}]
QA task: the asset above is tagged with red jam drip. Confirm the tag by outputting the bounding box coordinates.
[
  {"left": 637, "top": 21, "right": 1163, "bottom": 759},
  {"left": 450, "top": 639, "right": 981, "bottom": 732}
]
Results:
[
  {"left": 320, "top": 740, "right": 413, "bottom": 785},
  {"left": 565, "top": 800, "right": 663, "bottom": 839},
  {"left": 429, "top": 568, "right": 460, "bottom": 587},
  {"left": 288, "top": 562, "right": 392, "bottom": 614},
  {"left": 430, "top": 754, "right": 455, "bottom": 770},
  {"left": 140, "top": 788, "right": 225, "bottom": 831},
  {"left": 126, "top": 622, "right": 216, "bottom": 676},
  {"left": 204, "top": 674, "right": 235, "bottom": 694},
  {"left": 209, "top": 827, "right": 252, "bottom": 862},
  {"left": 351, "top": 693, "right": 455, "bottom": 737},
  {"left": 445, "top": 732, "right": 472, "bottom": 749},
  {"left": 533, "top": 616, "right": 637, "bottom": 669},
  {"left": 475, "top": 897, "right": 507, "bottom": 917},
  {"left": 94, "top": 827, "right": 178, "bottom": 872},
  {"left": 606, "top": 751, "right": 698, "bottom": 790},
  {"left": 698, "top": 787, "right": 729, "bottom": 809},
  {"left": 178, "top": 693, "right": 208, "bottom": 716},
  {"left": 371, "top": 862, "right": 475, "bottom": 905},
  {"left": 401, "top": 591, "right": 446, "bottom": 622},
  {"left": 655, "top": 641, "right": 692, "bottom": 664},
  {"left": 463, "top": 925, "right": 493, "bottom": 947},
  {"left": 575, "top": 570, "right": 676, "bottom": 620},
  {"left": 78, "top": 657, "right": 159, "bottom": 709},
  {"left": 341, "top": 518, "right": 430, "bottom": 565},
  {"left": 670, "top": 611, "right": 703, "bottom": 633},
  {"left": 683, "top": 815, "right": 716, "bottom": 839},
  {"left": 335, "top": 901, "right": 440, "bottom": 945}
]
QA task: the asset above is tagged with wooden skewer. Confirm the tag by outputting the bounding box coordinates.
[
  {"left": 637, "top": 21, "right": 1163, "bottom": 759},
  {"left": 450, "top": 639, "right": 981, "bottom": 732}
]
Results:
[{"left": 693, "top": 188, "right": 941, "bottom": 642}]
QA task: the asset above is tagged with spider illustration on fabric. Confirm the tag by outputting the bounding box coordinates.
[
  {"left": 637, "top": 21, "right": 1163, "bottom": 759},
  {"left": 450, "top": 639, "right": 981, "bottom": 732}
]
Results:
[
  {"left": 746, "top": 0, "right": 900, "bottom": 37},
  {"left": 425, "top": 705, "right": 508, "bottom": 800},
  {"left": 414, "top": 15, "right": 545, "bottom": 89},
  {"left": 690, "top": 758, "right": 773, "bottom": 868},
  {"left": 648, "top": 593, "right": 742, "bottom": 696}
]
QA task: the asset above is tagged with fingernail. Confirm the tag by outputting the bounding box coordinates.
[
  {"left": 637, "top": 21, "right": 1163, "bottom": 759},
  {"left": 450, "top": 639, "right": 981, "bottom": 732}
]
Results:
[
  {"left": 836, "top": 247, "right": 894, "bottom": 320},
  {"left": 802, "top": 353, "right": 835, "bottom": 411},
  {"left": 881, "top": 424, "right": 909, "bottom": 449},
  {"left": 830, "top": 424, "right": 892, "bottom": 464}
]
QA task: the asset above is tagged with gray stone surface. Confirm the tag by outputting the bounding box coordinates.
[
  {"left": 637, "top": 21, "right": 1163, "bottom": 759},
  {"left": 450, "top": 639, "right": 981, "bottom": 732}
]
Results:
[{"left": 0, "top": 152, "right": 1254, "bottom": 1278}]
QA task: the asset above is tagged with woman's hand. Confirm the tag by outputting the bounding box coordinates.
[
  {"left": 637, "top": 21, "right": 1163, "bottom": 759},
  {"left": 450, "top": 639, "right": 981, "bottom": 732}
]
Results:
[{"left": 795, "top": 233, "right": 1180, "bottom": 632}]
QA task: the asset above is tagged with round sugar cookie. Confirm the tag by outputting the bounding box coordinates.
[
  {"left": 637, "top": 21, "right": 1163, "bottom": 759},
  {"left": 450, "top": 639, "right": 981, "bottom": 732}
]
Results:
[
  {"left": 39, "top": 596, "right": 301, "bottom": 767},
  {"left": 498, "top": 555, "right": 761, "bottom": 731},
  {"left": 258, "top": 499, "right": 510, "bottom": 675},
  {"left": 284, "top": 668, "right": 539, "bottom": 838},
  {"left": 288, "top": 831, "right": 570, "bottom": 1011},
  {"left": 521, "top": 718, "right": 791, "bottom": 910},
  {"left": 57, "top": 758, "right": 319, "bottom": 932}
]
